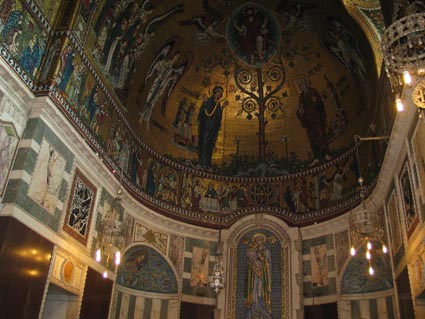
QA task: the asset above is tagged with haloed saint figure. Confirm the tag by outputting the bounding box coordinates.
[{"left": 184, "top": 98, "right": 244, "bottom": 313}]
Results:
[
  {"left": 245, "top": 233, "right": 272, "bottom": 319},
  {"left": 197, "top": 85, "right": 228, "bottom": 169}
]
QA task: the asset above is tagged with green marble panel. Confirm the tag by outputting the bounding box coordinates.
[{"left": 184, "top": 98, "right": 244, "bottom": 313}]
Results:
[{"left": 13, "top": 148, "right": 38, "bottom": 175}]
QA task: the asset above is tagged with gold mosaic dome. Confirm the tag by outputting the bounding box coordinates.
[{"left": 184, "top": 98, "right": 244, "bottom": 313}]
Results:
[{"left": 8, "top": 0, "right": 389, "bottom": 226}]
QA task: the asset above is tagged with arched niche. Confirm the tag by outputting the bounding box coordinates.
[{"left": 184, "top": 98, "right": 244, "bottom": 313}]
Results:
[
  {"left": 338, "top": 240, "right": 395, "bottom": 318},
  {"left": 112, "top": 244, "right": 180, "bottom": 319},
  {"left": 225, "top": 215, "right": 293, "bottom": 319}
]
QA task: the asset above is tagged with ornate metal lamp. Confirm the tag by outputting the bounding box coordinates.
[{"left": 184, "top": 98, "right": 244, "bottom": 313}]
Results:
[
  {"left": 210, "top": 229, "right": 225, "bottom": 294},
  {"left": 95, "top": 188, "right": 126, "bottom": 278},
  {"left": 382, "top": 8, "right": 425, "bottom": 114},
  {"left": 349, "top": 136, "right": 388, "bottom": 275}
]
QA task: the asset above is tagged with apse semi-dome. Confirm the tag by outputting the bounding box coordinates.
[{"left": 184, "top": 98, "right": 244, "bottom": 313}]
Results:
[{"left": 3, "top": 0, "right": 386, "bottom": 227}]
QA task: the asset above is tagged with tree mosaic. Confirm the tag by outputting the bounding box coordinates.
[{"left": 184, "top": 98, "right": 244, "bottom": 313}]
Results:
[{"left": 0, "top": 0, "right": 389, "bottom": 227}]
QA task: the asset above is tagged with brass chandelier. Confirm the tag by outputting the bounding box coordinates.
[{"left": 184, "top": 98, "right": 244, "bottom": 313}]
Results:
[
  {"left": 349, "top": 136, "right": 388, "bottom": 275},
  {"left": 382, "top": 9, "right": 425, "bottom": 113}
]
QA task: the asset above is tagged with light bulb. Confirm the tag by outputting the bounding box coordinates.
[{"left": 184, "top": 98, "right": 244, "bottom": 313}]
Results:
[
  {"left": 367, "top": 242, "right": 372, "bottom": 250},
  {"left": 396, "top": 98, "right": 404, "bottom": 112},
  {"left": 103, "top": 270, "right": 108, "bottom": 278},
  {"left": 403, "top": 70, "right": 412, "bottom": 86},
  {"left": 115, "top": 251, "right": 121, "bottom": 265},
  {"left": 350, "top": 246, "right": 356, "bottom": 256},
  {"left": 366, "top": 250, "right": 371, "bottom": 260},
  {"left": 369, "top": 266, "right": 374, "bottom": 275},
  {"left": 383, "top": 245, "right": 388, "bottom": 254},
  {"left": 95, "top": 249, "right": 101, "bottom": 262}
]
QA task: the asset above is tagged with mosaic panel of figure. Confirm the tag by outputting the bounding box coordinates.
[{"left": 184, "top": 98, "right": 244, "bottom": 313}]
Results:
[
  {"left": 156, "top": 166, "right": 179, "bottom": 205},
  {"left": 386, "top": 190, "right": 403, "bottom": 257},
  {"left": 411, "top": 120, "right": 425, "bottom": 203},
  {"left": 144, "top": 158, "right": 159, "bottom": 196},
  {"left": 334, "top": 230, "right": 349, "bottom": 275},
  {"left": 283, "top": 175, "right": 316, "bottom": 213},
  {"left": 234, "top": 230, "right": 283, "bottom": 319},
  {"left": 27, "top": 138, "right": 66, "bottom": 214},
  {"left": 180, "top": 174, "right": 251, "bottom": 213},
  {"left": 190, "top": 246, "right": 210, "bottom": 288},
  {"left": 399, "top": 161, "right": 418, "bottom": 237},
  {"left": 182, "top": 236, "right": 216, "bottom": 297},
  {"left": 63, "top": 169, "right": 97, "bottom": 245},
  {"left": 0, "top": 0, "right": 47, "bottom": 78},
  {"left": 133, "top": 221, "right": 168, "bottom": 255},
  {"left": 311, "top": 244, "right": 329, "bottom": 287},
  {"left": 0, "top": 121, "right": 19, "bottom": 196},
  {"left": 117, "top": 244, "right": 178, "bottom": 294},
  {"left": 412, "top": 252, "right": 425, "bottom": 296},
  {"left": 168, "top": 234, "right": 184, "bottom": 277},
  {"left": 86, "top": 1, "right": 186, "bottom": 106},
  {"left": 341, "top": 241, "right": 393, "bottom": 294}
]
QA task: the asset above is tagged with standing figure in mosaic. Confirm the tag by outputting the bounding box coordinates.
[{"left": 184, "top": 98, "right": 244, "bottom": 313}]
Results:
[
  {"left": 197, "top": 85, "right": 228, "bottom": 169},
  {"left": 296, "top": 77, "right": 330, "bottom": 164},
  {"left": 141, "top": 51, "right": 182, "bottom": 123},
  {"left": 245, "top": 233, "right": 272, "bottom": 319}
]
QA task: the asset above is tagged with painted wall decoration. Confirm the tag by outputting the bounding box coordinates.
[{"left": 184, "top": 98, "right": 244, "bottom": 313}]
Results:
[
  {"left": 234, "top": 229, "right": 282, "bottom": 319},
  {"left": 27, "top": 139, "right": 66, "bottom": 214},
  {"left": 0, "top": 120, "right": 19, "bottom": 196},
  {"left": 117, "top": 244, "right": 178, "bottom": 294},
  {"left": 386, "top": 190, "right": 403, "bottom": 258},
  {"left": 341, "top": 241, "right": 393, "bottom": 294},
  {"left": 63, "top": 169, "right": 97, "bottom": 245},
  {"left": 399, "top": 161, "right": 418, "bottom": 236},
  {"left": 133, "top": 221, "right": 168, "bottom": 255}
]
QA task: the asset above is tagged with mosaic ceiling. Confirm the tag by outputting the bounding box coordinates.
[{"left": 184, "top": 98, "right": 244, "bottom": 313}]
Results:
[
  {"left": 119, "top": 0, "right": 379, "bottom": 172},
  {"left": 0, "top": 0, "right": 391, "bottom": 226}
]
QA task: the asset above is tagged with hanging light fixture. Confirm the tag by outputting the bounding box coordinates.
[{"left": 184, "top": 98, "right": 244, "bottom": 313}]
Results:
[
  {"left": 395, "top": 96, "right": 404, "bottom": 112},
  {"left": 95, "top": 151, "right": 128, "bottom": 278},
  {"left": 210, "top": 229, "right": 225, "bottom": 294},
  {"left": 382, "top": 8, "right": 425, "bottom": 114},
  {"left": 95, "top": 187, "right": 126, "bottom": 278},
  {"left": 349, "top": 136, "right": 388, "bottom": 274}
]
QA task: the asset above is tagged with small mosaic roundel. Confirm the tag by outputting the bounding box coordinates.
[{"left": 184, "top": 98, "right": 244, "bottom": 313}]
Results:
[
  {"left": 226, "top": 3, "right": 281, "bottom": 67},
  {"left": 62, "top": 259, "right": 74, "bottom": 284}
]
